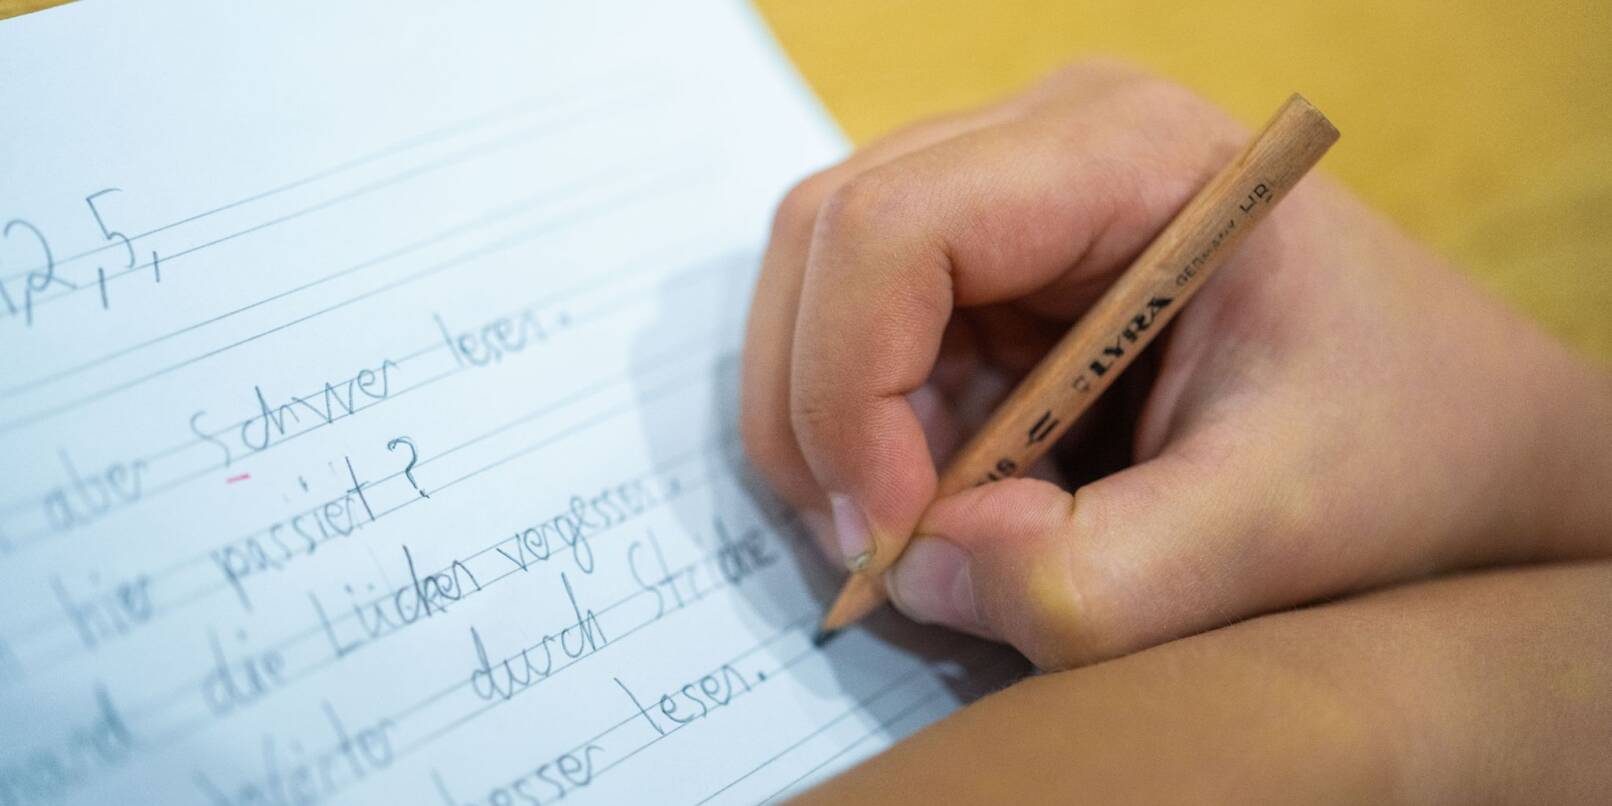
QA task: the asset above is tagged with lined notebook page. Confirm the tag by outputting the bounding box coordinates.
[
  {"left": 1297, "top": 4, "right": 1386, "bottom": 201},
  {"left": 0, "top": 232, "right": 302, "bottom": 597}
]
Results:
[{"left": 0, "top": 2, "right": 1023, "bottom": 804}]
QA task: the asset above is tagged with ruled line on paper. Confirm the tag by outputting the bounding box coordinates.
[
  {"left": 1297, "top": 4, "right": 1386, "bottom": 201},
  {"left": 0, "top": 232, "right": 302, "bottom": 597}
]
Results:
[
  {"left": 0, "top": 346, "right": 727, "bottom": 672},
  {"left": 0, "top": 77, "right": 668, "bottom": 289},
  {"left": 0, "top": 151, "right": 673, "bottom": 400},
  {"left": 0, "top": 4, "right": 997, "bottom": 804},
  {"left": 0, "top": 162, "right": 704, "bottom": 437},
  {"left": 0, "top": 244, "right": 736, "bottom": 549}
]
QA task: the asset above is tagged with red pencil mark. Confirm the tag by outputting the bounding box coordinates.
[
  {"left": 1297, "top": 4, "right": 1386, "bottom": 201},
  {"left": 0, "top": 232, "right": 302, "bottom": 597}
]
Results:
[{"left": 226, "top": 473, "right": 251, "bottom": 484}]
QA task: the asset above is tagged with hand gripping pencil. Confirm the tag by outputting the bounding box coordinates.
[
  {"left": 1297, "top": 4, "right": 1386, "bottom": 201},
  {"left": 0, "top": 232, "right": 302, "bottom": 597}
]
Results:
[{"left": 818, "top": 94, "right": 1340, "bottom": 637}]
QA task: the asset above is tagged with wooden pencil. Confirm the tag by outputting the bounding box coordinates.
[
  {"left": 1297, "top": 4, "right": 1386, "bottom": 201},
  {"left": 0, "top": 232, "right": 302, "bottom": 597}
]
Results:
[{"left": 818, "top": 93, "right": 1340, "bottom": 636}]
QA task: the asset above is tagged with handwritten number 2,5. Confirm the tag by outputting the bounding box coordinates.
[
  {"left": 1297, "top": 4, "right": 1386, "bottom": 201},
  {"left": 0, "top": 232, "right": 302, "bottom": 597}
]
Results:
[
  {"left": 2, "top": 219, "right": 67, "bottom": 326},
  {"left": 387, "top": 436, "right": 430, "bottom": 499},
  {"left": 86, "top": 189, "right": 135, "bottom": 310}
]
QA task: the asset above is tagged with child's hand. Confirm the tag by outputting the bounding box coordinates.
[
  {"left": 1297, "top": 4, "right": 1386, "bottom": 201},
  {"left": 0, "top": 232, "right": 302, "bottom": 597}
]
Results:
[{"left": 739, "top": 60, "right": 1612, "bottom": 669}]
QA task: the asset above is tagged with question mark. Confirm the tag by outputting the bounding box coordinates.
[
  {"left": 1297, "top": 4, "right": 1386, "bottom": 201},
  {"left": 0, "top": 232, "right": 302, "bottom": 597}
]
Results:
[{"left": 387, "top": 436, "right": 429, "bottom": 499}]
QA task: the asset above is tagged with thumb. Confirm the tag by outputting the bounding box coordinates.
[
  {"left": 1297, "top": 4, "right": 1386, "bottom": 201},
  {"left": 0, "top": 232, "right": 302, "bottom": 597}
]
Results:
[{"left": 885, "top": 447, "right": 1303, "bottom": 670}]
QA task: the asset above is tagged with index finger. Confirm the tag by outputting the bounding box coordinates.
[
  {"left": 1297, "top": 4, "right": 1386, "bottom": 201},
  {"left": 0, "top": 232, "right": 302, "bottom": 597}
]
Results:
[{"left": 788, "top": 69, "right": 1242, "bottom": 574}]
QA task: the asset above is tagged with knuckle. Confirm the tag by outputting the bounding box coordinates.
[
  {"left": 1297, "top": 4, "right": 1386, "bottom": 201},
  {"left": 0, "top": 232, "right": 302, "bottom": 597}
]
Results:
[
  {"left": 1058, "top": 55, "right": 1150, "bottom": 84},
  {"left": 813, "top": 170, "right": 913, "bottom": 246},
  {"left": 1030, "top": 56, "right": 1152, "bottom": 103},
  {"left": 1039, "top": 58, "right": 1235, "bottom": 138},
  {"left": 888, "top": 109, "right": 972, "bottom": 141},
  {"left": 1117, "top": 81, "right": 1244, "bottom": 162},
  {"left": 1127, "top": 77, "right": 1230, "bottom": 128},
  {"left": 1122, "top": 76, "right": 1198, "bottom": 112},
  {"left": 787, "top": 382, "right": 842, "bottom": 442},
  {"left": 771, "top": 170, "right": 838, "bottom": 240},
  {"left": 1001, "top": 484, "right": 1130, "bottom": 670}
]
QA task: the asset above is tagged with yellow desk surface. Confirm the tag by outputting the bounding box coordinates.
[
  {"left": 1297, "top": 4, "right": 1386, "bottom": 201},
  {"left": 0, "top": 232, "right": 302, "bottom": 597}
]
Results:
[{"left": 756, "top": 0, "right": 1612, "bottom": 364}]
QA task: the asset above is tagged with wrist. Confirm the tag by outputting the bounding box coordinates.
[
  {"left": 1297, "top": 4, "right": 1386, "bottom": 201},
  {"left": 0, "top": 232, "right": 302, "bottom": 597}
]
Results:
[
  {"left": 1430, "top": 274, "right": 1612, "bottom": 564},
  {"left": 1528, "top": 355, "right": 1612, "bottom": 556}
]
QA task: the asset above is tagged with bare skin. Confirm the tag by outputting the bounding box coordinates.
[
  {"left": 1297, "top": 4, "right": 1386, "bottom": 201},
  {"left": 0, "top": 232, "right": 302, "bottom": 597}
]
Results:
[
  {"left": 793, "top": 561, "right": 1612, "bottom": 804},
  {"left": 739, "top": 59, "right": 1612, "bottom": 670}
]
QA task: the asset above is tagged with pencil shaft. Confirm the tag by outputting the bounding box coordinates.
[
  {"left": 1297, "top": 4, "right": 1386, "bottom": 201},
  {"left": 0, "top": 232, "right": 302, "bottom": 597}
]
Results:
[
  {"left": 820, "top": 94, "right": 1339, "bottom": 633},
  {"left": 937, "top": 94, "right": 1337, "bottom": 496}
]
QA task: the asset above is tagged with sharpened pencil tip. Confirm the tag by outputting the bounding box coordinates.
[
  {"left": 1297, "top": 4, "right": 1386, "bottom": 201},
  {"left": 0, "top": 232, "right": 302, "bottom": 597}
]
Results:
[
  {"left": 811, "top": 627, "right": 840, "bottom": 648},
  {"left": 819, "top": 572, "right": 887, "bottom": 635}
]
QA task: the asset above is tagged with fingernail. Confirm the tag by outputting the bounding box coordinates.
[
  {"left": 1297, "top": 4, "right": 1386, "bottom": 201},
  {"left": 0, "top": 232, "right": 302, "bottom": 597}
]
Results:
[
  {"left": 887, "top": 538, "right": 976, "bottom": 629},
  {"left": 829, "top": 493, "right": 874, "bottom": 572}
]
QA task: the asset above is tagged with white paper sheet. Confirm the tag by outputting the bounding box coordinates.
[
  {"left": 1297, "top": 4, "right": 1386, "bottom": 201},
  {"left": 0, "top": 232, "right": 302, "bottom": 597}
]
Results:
[{"left": 0, "top": 2, "right": 1023, "bottom": 804}]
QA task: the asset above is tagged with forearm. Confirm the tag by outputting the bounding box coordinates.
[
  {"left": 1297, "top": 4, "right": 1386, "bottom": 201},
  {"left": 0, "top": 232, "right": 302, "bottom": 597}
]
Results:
[{"left": 796, "top": 561, "right": 1612, "bottom": 804}]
